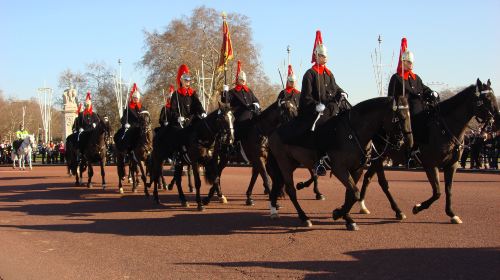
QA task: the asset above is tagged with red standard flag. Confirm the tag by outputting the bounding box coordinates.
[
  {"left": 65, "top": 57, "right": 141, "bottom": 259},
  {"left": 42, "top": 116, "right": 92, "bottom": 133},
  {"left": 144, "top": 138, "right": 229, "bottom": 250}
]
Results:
[{"left": 217, "top": 13, "right": 234, "bottom": 72}]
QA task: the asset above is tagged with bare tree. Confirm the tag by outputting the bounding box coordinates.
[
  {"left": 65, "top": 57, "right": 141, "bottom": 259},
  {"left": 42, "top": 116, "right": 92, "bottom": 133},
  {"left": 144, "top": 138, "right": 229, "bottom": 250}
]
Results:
[{"left": 140, "top": 6, "right": 280, "bottom": 117}]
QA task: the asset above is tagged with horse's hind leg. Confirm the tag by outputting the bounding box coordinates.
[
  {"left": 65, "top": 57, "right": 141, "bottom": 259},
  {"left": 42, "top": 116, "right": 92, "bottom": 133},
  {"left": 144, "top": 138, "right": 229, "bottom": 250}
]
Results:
[
  {"left": 413, "top": 166, "right": 441, "bottom": 215},
  {"left": 100, "top": 160, "right": 106, "bottom": 189},
  {"left": 359, "top": 162, "right": 377, "bottom": 214},
  {"left": 245, "top": 167, "right": 259, "bottom": 206},
  {"left": 187, "top": 165, "right": 194, "bottom": 193},
  {"left": 192, "top": 163, "right": 204, "bottom": 211},
  {"left": 444, "top": 164, "right": 462, "bottom": 224},
  {"left": 87, "top": 163, "right": 94, "bottom": 188},
  {"left": 308, "top": 168, "right": 324, "bottom": 200},
  {"left": 174, "top": 164, "right": 188, "bottom": 207}
]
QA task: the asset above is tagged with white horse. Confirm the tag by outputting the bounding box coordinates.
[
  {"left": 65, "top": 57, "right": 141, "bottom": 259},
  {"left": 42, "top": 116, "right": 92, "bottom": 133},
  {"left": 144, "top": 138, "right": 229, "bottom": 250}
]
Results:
[{"left": 12, "top": 134, "right": 35, "bottom": 170}]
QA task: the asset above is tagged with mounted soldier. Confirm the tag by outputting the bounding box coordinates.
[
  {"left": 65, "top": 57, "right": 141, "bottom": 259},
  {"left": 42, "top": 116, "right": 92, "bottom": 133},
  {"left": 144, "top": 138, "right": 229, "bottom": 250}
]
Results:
[
  {"left": 388, "top": 38, "right": 439, "bottom": 158},
  {"left": 277, "top": 65, "right": 300, "bottom": 107},
  {"left": 115, "top": 83, "right": 148, "bottom": 151},
  {"left": 222, "top": 60, "right": 260, "bottom": 141},
  {"left": 72, "top": 91, "right": 100, "bottom": 143},
  {"left": 278, "top": 30, "right": 350, "bottom": 175},
  {"left": 158, "top": 84, "right": 175, "bottom": 128}
]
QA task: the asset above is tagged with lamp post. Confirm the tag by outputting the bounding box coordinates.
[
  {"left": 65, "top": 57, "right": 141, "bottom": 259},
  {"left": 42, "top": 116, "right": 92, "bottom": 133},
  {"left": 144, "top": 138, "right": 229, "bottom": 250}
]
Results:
[{"left": 37, "top": 83, "right": 53, "bottom": 143}]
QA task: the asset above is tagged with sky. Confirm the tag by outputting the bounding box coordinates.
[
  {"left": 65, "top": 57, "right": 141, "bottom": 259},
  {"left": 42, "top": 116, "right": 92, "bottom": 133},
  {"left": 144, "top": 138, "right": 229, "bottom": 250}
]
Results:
[{"left": 1, "top": 0, "right": 499, "bottom": 106}]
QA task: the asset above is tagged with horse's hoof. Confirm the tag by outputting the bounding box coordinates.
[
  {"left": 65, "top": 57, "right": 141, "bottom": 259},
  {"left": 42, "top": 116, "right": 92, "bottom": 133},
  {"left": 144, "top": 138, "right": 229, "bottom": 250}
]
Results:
[
  {"left": 87, "top": 183, "right": 93, "bottom": 189},
  {"left": 245, "top": 198, "right": 255, "bottom": 206},
  {"left": 167, "top": 183, "right": 174, "bottom": 191},
  {"left": 354, "top": 190, "right": 361, "bottom": 201},
  {"left": 276, "top": 203, "right": 281, "bottom": 210},
  {"left": 412, "top": 204, "right": 421, "bottom": 215},
  {"left": 144, "top": 192, "right": 150, "bottom": 198},
  {"left": 181, "top": 201, "right": 190, "bottom": 207},
  {"left": 263, "top": 189, "right": 270, "bottom": 195},
  {"left": 359, "top": 208, "right": 371, "bottom": 215},
  {"left": 316, "top": 194, "right": 326, "bottom": 200},
  {"left": 451, "top": 216, "right": 463, "bottom": 224},
  {"left": 75, "top": 182, "right": 80, "bottom": 187},
  {"left": 296, "top": 182, "right": 305, "bottom": 190},
  {"left": 219, "top": 195, "right": 228, "bottom": 204},
  {"left": 346, "top": 223, "right": 360, "bottom": 231},
  {"left": 270, "top": 213, "right": 280, "bottom": 219},
  {"left": 119, "top": 188, "right": 124, "bottom": 194},
  {"left": 301, "top": 219, "right": 313, "bottom": 228},
  {"left": 102, "top": 184, "right": 106, "bottom": 190},
  {"left": 332, "top": 209, "right": 343, "bottom": 220},
  {"left": 202, "top": 197, "right": 211, "bottom": 206},
  {"left": 396, "top": 212, "right": 407, "bottom": 220},
  {"left": 128, "top": 178, "right": 133, "bottom": 183},
  {"left": 197, "top": 205, "right": 205, "bottom": 211},
  {"left": 189, "top": 187, "right": 194, "bottom": 193},
  {"left": 132, "top": 187, "right": 137, "bottom": 193}
]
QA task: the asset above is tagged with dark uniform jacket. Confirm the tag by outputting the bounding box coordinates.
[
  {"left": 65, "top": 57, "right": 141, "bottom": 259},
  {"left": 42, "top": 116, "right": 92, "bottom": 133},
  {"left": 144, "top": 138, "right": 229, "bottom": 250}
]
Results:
[
  {"left": 222, "top": 86, "right": 260, "bottom": 123},
  {"left": 73, "top": 111, "right": 100, "bottom": 132},
  {"left": 299, "top": 66, "right": 345, "bottom": 123},
  {"left": 388, "top": 73, "right": 433, "bottom": 116},
  {"left": 169, "top": 89, "right": 205, "bottom": 128},
  {"left": 277, "top": 88, "right": 300, "bottom": 108},
  {"left": 121, "top": 105, "right": 148, "bottom": 128}
]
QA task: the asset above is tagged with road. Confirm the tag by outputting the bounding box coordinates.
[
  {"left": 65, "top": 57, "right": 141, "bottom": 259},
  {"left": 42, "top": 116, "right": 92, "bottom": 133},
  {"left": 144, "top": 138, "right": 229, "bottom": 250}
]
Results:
[{"left": 0, "top": 166, "right": 499, "bottom": 279}]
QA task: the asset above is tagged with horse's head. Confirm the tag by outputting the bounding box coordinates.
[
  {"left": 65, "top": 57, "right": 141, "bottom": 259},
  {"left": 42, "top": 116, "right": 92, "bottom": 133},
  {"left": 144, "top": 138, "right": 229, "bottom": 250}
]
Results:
[
  {"left": 138, "top": 111, "right": 153, "bottom": 147},
  {"left": 381, "top": 96, "right": 413, "bottom": 149},
  {"left": 278, "top": 99, "right": 298, "bottom": 123},
  {"left": 217, "top": 102, "right": 235, "bottom": 145},
  {"left": 27, "top": 134, "right": 36, "bottom": 149},
  {"left": 474, "top": 79, "right": 499, "bottom": 131}
]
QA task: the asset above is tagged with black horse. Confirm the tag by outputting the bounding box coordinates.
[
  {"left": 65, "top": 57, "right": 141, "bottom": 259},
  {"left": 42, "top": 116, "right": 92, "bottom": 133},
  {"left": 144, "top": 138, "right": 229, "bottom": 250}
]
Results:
[
  {"left": 359, "top": 79, "right": 500, "bottom": 224},
  {"left": 148, "top": 104, "right": 235, "bottom": 210},
  {"left": 70, "top": 115, "right": 110, "bottom": 188},
  {"left": 203, "top": 99, "right": 323, "bottom": 206},
  {"left": 267, "top": 95, "right": 413, "bottom": 230},
  {"left": 113, "top": 111, "right": 153, "bottom": 194}
]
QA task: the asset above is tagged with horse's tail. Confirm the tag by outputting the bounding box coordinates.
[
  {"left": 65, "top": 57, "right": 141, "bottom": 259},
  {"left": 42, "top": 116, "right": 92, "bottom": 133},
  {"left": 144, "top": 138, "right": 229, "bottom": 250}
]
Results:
[{"left": 204, "top": 159, "right": 218, "bottom": 185}]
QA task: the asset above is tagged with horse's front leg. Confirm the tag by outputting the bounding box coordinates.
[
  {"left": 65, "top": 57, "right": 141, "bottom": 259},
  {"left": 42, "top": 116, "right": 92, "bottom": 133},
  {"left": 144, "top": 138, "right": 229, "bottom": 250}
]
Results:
[
  {"left": 100, "top": 159, "right": 106, "bottom": 189},
  {"left": 331, "top": 166, "right": 360, "bottom": 231},
  {"left": 174, "top": 163, "right": 188, "bottom": 207},
  {"left": 192, "top": 163, "right": 204, "bottom": 211},
  {"left": 413, "top": 166, "right": 441, "bottom": 215},
  {"left": 87, "top": 163, "right": 94, "bottom": 188},
  {"left": 245, "top": 167, "right": 259, "bottom": 206},
  {"left": 444, "top": 163, "right": 462, "bottom": 224}
]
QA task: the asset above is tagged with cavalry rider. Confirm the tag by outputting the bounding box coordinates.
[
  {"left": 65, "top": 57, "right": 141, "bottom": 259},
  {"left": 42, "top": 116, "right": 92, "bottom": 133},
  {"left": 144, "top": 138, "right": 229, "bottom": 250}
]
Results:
[
  {"left": 387, "top": 38, "right": 439, "bottom": 150},
  {"left": 169, "top": 64, "right": 206, "bottom": 129},
  {"left": 121, "top": 83, "right": 147, "bottom": 129},
  {"left": 222, "top": 60, "right": 260, "bottom": 141},
  {"left": 159, "top": 84, "right": 175, "bottom": 128},
  {"left": 13, "top": 124, "right": 29, "bottom": 151},
  {"left": 277, "top": 64, "right": 300, "bottom": 107},
  {"left": 73, "top": 91, "right": 100, "bottom": 136}
]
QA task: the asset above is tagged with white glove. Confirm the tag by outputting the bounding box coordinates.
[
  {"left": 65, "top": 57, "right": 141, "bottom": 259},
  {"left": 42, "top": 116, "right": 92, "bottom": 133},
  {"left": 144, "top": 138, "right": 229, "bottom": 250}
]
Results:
[
  {"left": 253, "top": 102, "right": 260, "bottom": 109},
  {"left": 92, "top": 123, "right": 96, "bottom": 128},
  {"left": 315, "top": 103, "right": 325, "bottom": 113},
  {"left": 340, "top": 92, "right": 348, "bottom": 99},
  {"left": 431, "top": 91, "right": 438, "bottom": 98},
  {"left": 178, "top": 116, "right": 185, "bottom": 123},
  {"left": 223, "top": 85, "right": 229, "bottom": 92},
  {"left": 201, "top": 113, "right": 207, "bottom": 118},
  {"left": 78, "top": 128, "right": 84, "bottom": 133},
  {"left": 163, "top": 121, "right": 168, "bottom": 126},
  {"left": 124, "top": 123, "right": 131, "bottom": 129}
]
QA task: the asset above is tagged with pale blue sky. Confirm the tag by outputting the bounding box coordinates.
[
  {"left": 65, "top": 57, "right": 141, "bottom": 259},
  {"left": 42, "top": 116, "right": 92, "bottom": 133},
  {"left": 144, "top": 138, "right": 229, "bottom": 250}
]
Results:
[{"left": 1, "top": 0, "right": 499, "bottom": 105}]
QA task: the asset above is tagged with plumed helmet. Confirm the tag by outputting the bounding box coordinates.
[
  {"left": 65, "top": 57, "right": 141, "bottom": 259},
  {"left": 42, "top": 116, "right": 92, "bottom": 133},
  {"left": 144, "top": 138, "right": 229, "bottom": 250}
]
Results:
[
  {"left": 84, "top": 91, "right": 92, "bottom": 107},
  {"left": 402, "top": 50, "right": 414, "bottom": 63},
  {"left": 235, "top": 60, "right": 247, "bottom": 82},
  {"left": 130, "top": 83, "right": 140, "bottom": 99},
  {"left": 287, "top": 65, "right": 296, "bottom": 82},
  {"left": 176, "top": 64, "right": 191, "bottom": 88},
  {"left": 238, "top": 71, "right": 247, "bottom": 82},
  {"left": 315, "top": 44, "right": 328, "bottom": 58}
]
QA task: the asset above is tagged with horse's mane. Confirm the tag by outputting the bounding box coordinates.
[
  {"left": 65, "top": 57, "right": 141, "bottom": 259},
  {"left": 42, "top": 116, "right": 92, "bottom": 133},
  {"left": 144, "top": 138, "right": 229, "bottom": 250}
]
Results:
[
  {"left": 350, "top": 97, "right": 392, "bottom": 116},
  {"left": 254, "top": 101, "right": 278, "bottom": 123},
  {"left": 437, "top": 85, "right": 475, "bottom": 115}
]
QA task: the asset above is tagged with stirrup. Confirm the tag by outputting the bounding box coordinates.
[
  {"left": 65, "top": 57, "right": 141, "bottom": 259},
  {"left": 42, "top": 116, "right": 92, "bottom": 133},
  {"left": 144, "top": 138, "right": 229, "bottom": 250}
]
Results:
[
  {"left": 313, "top": 158, "right": 327, "bottom": 177},
  {"left": 407, "top": 148, "right": 422, "bottom": 168}
]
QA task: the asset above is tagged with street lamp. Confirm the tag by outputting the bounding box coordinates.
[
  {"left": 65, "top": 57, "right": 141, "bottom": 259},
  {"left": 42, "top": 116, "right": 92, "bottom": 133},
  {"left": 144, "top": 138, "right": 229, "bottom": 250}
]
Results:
[{"left": 37, "top": 83, "right": 53, "bottom": 143}]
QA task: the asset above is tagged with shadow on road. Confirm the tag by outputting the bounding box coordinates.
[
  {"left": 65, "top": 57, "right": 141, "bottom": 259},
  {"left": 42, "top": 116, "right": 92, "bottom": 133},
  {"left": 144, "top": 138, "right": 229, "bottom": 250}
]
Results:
[{"left": 180, "top": 247, "right": 500, "bottom": 279}]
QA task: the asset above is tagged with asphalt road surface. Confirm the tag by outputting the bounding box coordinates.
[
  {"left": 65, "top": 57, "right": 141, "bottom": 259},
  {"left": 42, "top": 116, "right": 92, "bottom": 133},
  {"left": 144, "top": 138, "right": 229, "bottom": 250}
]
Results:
[{"left": 0, "top": 166, "right": 499, "bottom": 279}]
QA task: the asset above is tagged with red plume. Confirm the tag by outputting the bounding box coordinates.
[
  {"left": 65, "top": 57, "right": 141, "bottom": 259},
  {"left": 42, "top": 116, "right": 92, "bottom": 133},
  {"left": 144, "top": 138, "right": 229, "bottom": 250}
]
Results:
[
  {"left": 129, "top": 83, "right": 137, "bottom": 100},
  {"left": 311, "top": 30, "right": 323, "bottom": 64},
  {"left": 83, "top": 91, "right": 93, "bottom": 115},
  {"left": 77, "top": 102, "right": 82, "bottom": 114},
  {"left": 85, "top": 91, "right": 91, "bottom": 101},
  {"left": 169, "top": 84, "right": 175, "bottom": 94},
  {"left": 396, "top": 37, "right": 408, "bottom": 75},
  {"left": 176, "top": 64, "right": 190, "bottom": 89},
  {"left": 287, "top": 65, "right": 294, "bottom": 77},
  {"left": 235, "top": 60, "right": 242, "bottom": 83},
  {"left": 128, "top": 83, "right": 141, "bottom": 110}
]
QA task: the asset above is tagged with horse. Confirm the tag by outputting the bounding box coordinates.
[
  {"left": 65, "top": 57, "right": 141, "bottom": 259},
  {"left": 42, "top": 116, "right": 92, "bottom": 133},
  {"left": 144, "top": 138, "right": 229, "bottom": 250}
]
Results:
[
  {"left": 113, "top": 111, "right": 153, "bottom": 194},
  {"left": 359, "top": 79, "right": 500, "bottom": 224},
  {"left": 266, "top": 95, "right": 413, "bottom": 230},
  {"left": 77, "top": 115, "right": 110, "bottom": 188},
  {"left": 11, "top": 134, "right": 35, "bottom": 170},
  {"left": 148, "top": 104, "right": 235, "bottom": 210},
  {"left": 203, "top": 99, "right": 324, "bottom": 206}
]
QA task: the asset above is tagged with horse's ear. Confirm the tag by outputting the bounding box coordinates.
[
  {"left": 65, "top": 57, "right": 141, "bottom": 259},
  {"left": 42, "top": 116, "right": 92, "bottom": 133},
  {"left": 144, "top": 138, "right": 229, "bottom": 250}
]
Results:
[
  {"left": 487, "top": 79, "right": 491, "bottom": 87},
  {"left": 476, "top": 78, "right": 482, "bottom": 88}
]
